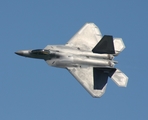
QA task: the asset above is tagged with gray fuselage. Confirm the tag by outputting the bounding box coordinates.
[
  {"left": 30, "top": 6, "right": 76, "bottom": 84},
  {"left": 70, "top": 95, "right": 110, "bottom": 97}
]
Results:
[
  {"left": 35, "top": 45, "right": 116, "bottom": 68},
  {"left": 15, "top": 45, "right": 116, "bottom": 68}
]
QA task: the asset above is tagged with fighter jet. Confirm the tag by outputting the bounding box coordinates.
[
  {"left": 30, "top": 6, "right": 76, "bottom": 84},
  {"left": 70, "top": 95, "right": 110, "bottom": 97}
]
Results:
[{"left": 15, "top": 23, "right": 128, "bottom": 97}]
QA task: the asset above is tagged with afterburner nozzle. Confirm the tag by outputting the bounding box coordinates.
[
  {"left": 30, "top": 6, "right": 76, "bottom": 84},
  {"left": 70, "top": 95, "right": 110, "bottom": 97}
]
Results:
[
  {"left": 109, "top": 54, "right": 114, "bottom": 60},
  {"left": 109, "top": 60, "right": 118, "bottom": 67}
]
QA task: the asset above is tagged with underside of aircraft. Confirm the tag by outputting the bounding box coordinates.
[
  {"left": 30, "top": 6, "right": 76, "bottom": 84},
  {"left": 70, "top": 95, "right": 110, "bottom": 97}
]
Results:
[{"left": 15, "top": 23, "right": 128, "bottom": 97}]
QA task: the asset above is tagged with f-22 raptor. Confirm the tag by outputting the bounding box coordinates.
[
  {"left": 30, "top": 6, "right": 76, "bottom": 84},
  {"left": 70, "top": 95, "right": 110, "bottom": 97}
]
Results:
[{"left": 15, "top": 23, "right": 128, "bottom": 97}]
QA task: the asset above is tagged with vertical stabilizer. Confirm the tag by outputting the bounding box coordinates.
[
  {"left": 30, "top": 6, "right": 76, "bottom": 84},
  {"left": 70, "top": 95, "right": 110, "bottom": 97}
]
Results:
[{"left": 92, "top": 35, "right": 115, "bottom": 54}]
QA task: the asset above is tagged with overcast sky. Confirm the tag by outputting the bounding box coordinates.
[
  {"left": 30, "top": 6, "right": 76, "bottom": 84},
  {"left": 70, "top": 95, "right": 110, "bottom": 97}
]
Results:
[{"left": 0, "top": 0, "right": 148, "bottom": 120}]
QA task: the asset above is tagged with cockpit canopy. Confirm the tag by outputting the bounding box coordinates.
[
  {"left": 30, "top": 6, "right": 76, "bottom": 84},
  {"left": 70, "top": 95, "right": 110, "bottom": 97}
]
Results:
[{"left": 31, "top": 49, "right": 50, "bottom": 55}]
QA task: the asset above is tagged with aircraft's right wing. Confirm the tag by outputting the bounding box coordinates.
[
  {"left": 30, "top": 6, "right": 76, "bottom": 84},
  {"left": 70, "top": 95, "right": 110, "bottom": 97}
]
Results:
[
  {"left": 67, "top": 67, "right": 107, "bottom": 98},
  {"left": 66, "top": 23, "right": 102, "bottom": 51}
]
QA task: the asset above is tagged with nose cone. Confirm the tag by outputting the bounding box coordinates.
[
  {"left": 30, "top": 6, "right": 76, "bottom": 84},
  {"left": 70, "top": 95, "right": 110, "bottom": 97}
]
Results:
[
  {"left": 15, "top": 51, "right": 24, "bottom": 56},
  {"left": 15, "top": 50, "right": 30, "bottom": 57}
]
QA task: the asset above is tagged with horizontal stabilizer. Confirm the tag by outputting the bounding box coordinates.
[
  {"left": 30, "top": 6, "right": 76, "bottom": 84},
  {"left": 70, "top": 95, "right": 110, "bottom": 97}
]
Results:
[
  {"left": 110, "top": 69, "right": 128, "bottom": 87},
  {"left": 113, "top": 38, "right": 125, "bottom": 55}
]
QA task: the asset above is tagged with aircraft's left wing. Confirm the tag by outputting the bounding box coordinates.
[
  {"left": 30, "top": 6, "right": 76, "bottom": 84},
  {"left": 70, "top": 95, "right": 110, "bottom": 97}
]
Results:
[
  {"left": 66, "top": 23, "right": 102, "bottom": 51},
  {"left": 67, "top": 67, "right": 107, "bottom": 97}
]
